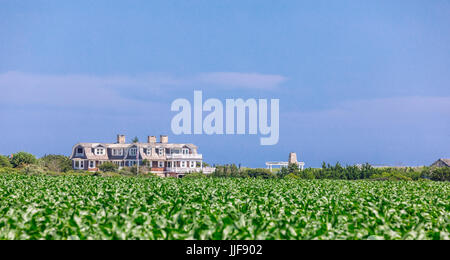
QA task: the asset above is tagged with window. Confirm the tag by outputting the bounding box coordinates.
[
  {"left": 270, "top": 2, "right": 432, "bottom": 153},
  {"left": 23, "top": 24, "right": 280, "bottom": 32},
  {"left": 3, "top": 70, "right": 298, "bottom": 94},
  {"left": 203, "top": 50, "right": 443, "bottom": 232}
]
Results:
[
  {"left": 146, "top": 148, "right": 152, "bottom": 156},
  {"left": 89, "top": 161, "right": 95, "bottom": 169},
  {"left": 95, "top": 148, "right": 105, "bottom": 155},
  {"left": 190, "top": 161, "right": 195, "bottom": 168},
  {"left": 182, "top": 148, "right": 189, "bottom": 155},
  {"left": 158, "top": 161, "right": 164, "bottom": 168},
  {"left": 181, "top": 161, "right": 186, "bottom": 168},
  {"left": 74, "top": 161, "right": 85, "bottom": 169},
  {"left": 157, "top": 148, "right": 163, "bottom": 156},
  {"left": 128, "top": 161, "right": 136, "bottom": 167},
  {"left": 129, "top": 148, "right": 137, "bottom": 156},
  {"left": 76, "top": 148, "right": 83, "bottom": 154},
  {"left": 112, "top": 149, "right": 123, "bottom": 156}
]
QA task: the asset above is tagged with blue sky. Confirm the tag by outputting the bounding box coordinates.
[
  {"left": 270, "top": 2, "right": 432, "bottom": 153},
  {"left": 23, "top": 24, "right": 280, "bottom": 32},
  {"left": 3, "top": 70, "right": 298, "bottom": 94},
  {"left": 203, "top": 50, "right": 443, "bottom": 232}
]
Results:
[{"left": 0, "top": 0, "right": 449, "bottom": 167}]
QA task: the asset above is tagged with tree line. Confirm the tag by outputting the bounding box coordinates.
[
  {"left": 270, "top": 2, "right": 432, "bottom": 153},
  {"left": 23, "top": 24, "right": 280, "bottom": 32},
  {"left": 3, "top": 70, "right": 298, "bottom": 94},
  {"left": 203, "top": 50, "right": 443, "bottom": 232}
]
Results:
[
  {"left": 1, "top": 152, "right": 449, "bottom": 181},
  {"left": 210, "top": 162, "right": 450, "bottom": 181}
]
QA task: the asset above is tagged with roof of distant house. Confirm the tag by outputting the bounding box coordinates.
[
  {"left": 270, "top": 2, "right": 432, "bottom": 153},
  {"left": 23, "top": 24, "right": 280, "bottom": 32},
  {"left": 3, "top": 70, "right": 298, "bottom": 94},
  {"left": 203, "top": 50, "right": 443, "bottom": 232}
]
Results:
[{"left": 438, "top": 158, "right": 450, "bottom": 166}]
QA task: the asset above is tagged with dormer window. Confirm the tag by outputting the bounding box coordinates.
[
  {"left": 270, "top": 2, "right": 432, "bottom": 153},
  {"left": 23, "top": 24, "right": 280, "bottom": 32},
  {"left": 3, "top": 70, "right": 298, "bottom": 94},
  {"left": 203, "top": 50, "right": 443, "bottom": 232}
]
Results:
[
  {"left": 182, "top": 148, "right": 189, "bottom": 155},
  {"left": 112, "top": 149, "right": 123, "bottom": 156},
  {"left": 129, "top": 148, "right": 137, "bottom": 156},
  {"left": 95, "top": 148, "right": 105, "bottom": 155},
  {"left": 146, "top": 148, "right": 152, "bottom": 156},
  {"left": 76, "top": 148, "right": 83, "bottom": 154}
]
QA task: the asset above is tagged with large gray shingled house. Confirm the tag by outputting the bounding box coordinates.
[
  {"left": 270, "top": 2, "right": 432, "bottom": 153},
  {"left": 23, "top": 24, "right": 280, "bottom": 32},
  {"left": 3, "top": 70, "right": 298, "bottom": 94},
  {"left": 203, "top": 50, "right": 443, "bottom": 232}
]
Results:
[{"left": 70, "top": 135, "right": 211, "bottom": 177}]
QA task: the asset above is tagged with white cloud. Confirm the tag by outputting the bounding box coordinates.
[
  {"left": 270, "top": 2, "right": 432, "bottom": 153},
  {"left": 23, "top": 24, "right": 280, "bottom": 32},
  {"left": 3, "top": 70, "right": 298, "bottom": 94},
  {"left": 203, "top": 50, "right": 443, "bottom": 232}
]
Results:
[
  {"left": 0, "top": 70, "right": 287, "bottom": 117},
  {"left": 0, "top": 71, "right": 170, "bottom": 115},
  {"left": 0, "top": 71, "right": 287, "bottom": 106}
]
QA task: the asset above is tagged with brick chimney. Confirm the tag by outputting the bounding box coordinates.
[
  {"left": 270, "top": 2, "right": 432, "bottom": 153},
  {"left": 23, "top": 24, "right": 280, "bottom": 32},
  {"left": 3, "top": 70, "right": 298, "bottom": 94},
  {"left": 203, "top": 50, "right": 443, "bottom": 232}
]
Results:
[
  {"left": 147, "top": 136, "right": 156, "bottom": 143},
  {"left": 117, "top": 134, "right": 126, "bottom": 144},
  {"left": 160, "top": 135, "right": 168, "bottom": 143}
]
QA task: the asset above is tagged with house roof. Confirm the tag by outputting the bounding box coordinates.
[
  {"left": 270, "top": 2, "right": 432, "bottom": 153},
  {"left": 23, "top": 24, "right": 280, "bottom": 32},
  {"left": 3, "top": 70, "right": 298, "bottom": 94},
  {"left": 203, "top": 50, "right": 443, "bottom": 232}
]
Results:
[
  {"left": 75, "top": 142, "right": 197, "bottom": 149},
  {"left": 439, "top": 159, "right": 450, "bottom": 166},
  {"left": 71, "top": 142, "right": 199, "bottom": 160}
]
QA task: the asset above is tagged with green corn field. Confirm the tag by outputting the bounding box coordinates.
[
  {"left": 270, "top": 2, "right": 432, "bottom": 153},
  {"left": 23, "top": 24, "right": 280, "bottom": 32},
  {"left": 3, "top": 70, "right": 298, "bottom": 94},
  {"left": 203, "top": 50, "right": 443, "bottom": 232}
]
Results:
[{"left": 0, "top": 174, "right": 448, "bottom": 240}]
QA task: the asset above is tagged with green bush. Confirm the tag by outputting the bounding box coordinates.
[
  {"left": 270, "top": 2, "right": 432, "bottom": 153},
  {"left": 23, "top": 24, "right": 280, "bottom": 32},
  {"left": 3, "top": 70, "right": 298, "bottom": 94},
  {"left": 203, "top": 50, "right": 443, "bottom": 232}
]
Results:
[
  {"left": 298, "top": 170, "right": 316, "bottom": 180},
  {"left": 183, "top": 172, "right": 207, "bottom": 179},
  {"left": 213, "top": 163, "right": 434, "bottom": 181},
  {"left": 279, "top": 163, "right": 431, "bottom": 181},
  {"left": 370, "top": 172, "right": 412, "bottom": 181},
  {"left": 22, "top": 164, "right": 47, "bottom": 175},
  {"left": 0, "top": 156, "right": 12, "bottom": 168},
  {"left": 403, "top": 170, "right": 422, "bottom": 181},
  {"left": 212, "top": 164, "right": 241, "bottom": 177},
  {"left": 0, "top": 167, "right": 21, "bottom": 175},
  {"left": 119, "top": 167, "right": 135, "bottom": 176},
  {"left": 285, "top": 173, "right": 299, "bottom": 179},
  {"left": 39, "top": 154, "right": 72, "bottom": 172},
  {"left": 99, "top": 172, "right": 122, "bottom": 177},
  {"left": 10, "top": 152, "right": 37, "bottom": 168},
  {"left": 98, "top": 162, "right": 119, "bottom": 172},
  {"left": 428, "top": 167, "right": 450, "bottom": 182},
  {"left": 61, "top": 170, "right": 95, "bottom": 176},
  {"left": 242, "top": 168, "right": 276, "bottom": 179}
]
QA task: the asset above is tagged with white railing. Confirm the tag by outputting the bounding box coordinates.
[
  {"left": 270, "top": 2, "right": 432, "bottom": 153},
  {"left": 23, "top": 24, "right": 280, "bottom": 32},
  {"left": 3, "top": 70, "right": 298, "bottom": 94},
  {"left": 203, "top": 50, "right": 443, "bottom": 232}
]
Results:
[
  {"left": 166, "top": 154, "right": 203, "bottom": 160},
  {"left": 165, "top": 167, "right": 203, "bottom": 173},
  {"left": 165, "top": 167, "right": 216, "bottom": 174}
]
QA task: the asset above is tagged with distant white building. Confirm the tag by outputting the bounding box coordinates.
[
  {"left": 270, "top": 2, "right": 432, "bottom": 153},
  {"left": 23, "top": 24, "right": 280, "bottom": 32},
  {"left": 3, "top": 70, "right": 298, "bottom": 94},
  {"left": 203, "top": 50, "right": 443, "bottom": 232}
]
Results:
[{"left": 266, "top": 152, "right": 305, "bottom": 172}]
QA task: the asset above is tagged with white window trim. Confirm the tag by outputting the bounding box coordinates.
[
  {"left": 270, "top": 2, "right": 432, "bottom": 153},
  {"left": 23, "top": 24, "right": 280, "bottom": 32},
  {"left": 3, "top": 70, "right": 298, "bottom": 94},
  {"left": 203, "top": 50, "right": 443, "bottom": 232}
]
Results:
[
  {"left": 89, "top": 161, "right": 96, "bottom": 169},
  {"left": 112, "top": 149, "right": 123, "bottom": 156},
  {"left": 74, "top": 160, "right": 85, "bottom": 170},
  {"left": 95, "top": 148, "right": 105, "bottom": 155},
  {"left": 129, "top": 148, "right": 137, "bottom": 156}
]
